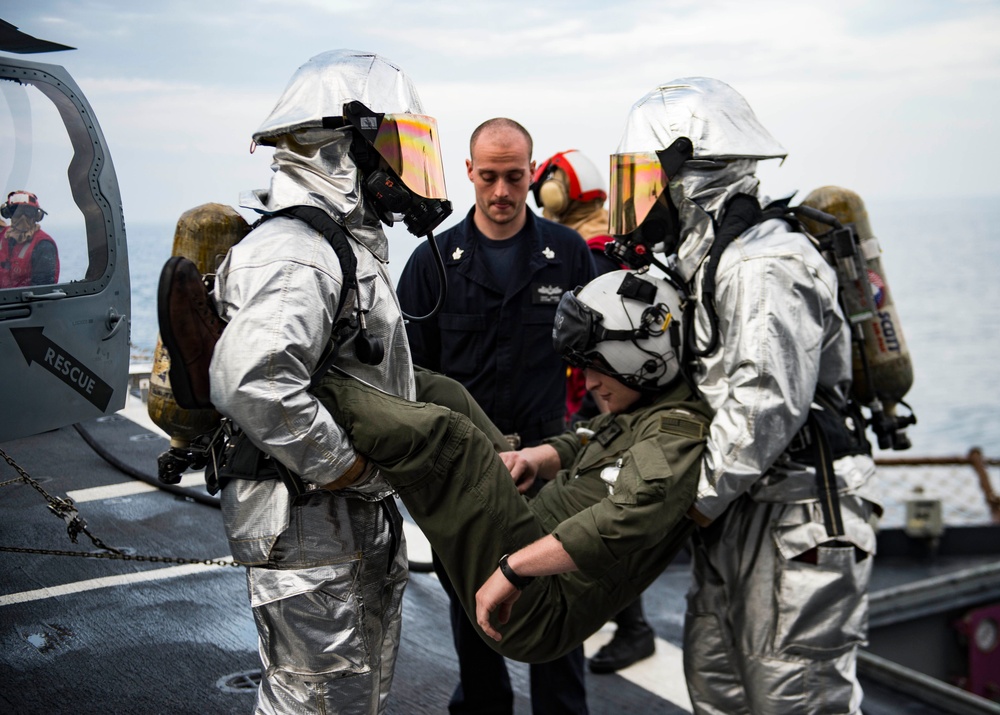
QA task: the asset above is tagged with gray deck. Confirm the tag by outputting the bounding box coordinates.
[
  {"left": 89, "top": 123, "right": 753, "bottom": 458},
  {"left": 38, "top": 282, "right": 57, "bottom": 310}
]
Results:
[{"left": 1, "top": 406, "right": 995, "bottom": 714}]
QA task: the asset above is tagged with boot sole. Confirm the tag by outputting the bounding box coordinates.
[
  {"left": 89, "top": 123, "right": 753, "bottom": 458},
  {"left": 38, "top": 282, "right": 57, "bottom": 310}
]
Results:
[{"left": 157, "top": 256, "right": 216, "bottom": 410}]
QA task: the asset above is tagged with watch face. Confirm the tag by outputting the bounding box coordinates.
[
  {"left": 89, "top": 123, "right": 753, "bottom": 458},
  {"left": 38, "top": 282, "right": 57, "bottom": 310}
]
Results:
[{"left": 974, "top": 617, "right": 998, "bottom": 653}]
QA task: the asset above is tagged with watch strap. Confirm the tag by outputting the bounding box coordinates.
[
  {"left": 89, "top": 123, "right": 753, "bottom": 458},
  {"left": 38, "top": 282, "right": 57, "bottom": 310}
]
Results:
[{"left": 498, "top": 553, "right": 534, "bottom": 590}]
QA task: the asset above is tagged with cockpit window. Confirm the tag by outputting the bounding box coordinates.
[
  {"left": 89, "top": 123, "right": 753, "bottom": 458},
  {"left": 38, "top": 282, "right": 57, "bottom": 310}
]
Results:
[{"left": 0, "top": 73, "right": 112, "bottom": 294}]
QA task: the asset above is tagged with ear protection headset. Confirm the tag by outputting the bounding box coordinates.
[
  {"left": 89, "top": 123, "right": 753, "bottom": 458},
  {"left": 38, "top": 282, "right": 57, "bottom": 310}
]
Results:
[
  {"left": 538, "top": 175, "right": 570, "bottom": 214},
  {"left": 531, "top": 150, "right": 608, "bottom": 214}
]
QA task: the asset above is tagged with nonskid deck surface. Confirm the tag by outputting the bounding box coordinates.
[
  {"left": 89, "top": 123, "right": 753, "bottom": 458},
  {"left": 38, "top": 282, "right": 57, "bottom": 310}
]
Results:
[{"left": 0, "top": 404, "right": 987, "bottom": 714}]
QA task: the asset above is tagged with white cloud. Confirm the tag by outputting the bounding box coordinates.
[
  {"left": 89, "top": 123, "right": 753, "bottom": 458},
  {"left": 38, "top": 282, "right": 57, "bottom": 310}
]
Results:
[{"left": 5, "top": 0, "right": 999, "bottom": 222}]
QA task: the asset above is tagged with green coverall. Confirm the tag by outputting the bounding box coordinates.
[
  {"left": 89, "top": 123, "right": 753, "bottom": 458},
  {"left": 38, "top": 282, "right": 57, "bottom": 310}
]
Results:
[{"left": 315, "top": 369, "right": 710, "bottom": 663}]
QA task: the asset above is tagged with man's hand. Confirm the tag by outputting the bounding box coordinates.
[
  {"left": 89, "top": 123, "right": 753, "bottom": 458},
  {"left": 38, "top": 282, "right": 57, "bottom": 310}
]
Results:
[
  {"left": 474, "top": 536, "right": 576, "bottom": 641},
  {"left": 500, "top": 444, "right": 560, "bottom": 494},
  {"left": 475, "top": 568, "right": 522, "bottom": 642},
  {"left": 501, "top": 451, "right": 539, "bottom": 494}
]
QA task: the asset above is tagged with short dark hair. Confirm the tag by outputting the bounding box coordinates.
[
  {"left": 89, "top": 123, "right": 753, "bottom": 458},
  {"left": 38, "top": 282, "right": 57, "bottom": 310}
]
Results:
[{"left": 469, "top": 118, "right": 533, "bottom": 160}]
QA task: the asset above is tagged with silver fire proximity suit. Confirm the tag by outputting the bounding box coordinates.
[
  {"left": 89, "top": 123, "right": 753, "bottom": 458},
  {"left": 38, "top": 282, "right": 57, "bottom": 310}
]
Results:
[
  {"left": 209, "top": 51, "right": 422, "bottom": 715},
  {"left": 612, "top": 78, "right": 879, "bottom": 714}
]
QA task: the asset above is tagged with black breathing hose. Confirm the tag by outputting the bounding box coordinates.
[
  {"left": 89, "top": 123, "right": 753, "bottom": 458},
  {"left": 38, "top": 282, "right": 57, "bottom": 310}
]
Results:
[
  {"left": 401, "top": 231, "right": 448, "bottom": 323},
  {"left": 73, "top": 422, "right": 221, "bottom": 508}
]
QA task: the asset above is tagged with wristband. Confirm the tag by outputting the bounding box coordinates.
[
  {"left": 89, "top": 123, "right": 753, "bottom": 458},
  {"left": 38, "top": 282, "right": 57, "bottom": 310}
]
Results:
[{"left": 498, "top": 553, "right": 534, "bottom": 590}]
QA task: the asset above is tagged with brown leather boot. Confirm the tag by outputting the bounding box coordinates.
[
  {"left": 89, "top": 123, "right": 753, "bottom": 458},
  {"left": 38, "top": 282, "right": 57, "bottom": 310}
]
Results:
[{"left": 157, "top": 256, "right": 225, "bottom": 410}]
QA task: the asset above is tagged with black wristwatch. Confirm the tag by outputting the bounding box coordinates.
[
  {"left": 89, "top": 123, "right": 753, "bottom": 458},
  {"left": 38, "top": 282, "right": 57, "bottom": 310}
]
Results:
[{"left": 498, "top": 553, "right": 534, "bottom": 590}]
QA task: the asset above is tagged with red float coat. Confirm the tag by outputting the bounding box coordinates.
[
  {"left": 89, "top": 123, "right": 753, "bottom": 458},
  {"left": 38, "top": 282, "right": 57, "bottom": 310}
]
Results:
[{"left": 0, "top": 227, "right": 59, "bottom": 288}]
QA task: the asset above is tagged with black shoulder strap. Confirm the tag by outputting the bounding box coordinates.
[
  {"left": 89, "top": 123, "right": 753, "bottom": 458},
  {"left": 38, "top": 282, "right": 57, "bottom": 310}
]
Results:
[
  {"left": 684, "top": 193, "right": 762, "bottom": 361},
  {"left": 212, "top": 206, "right": 362, "bottom": 499},
  {"left": 275, "top": 206, "right": 359, "bottom": 386}
]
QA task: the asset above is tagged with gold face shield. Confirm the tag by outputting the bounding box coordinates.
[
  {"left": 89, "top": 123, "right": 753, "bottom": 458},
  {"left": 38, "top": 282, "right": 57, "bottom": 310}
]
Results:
[
  {"left": 363, "top": 111, "right": 448, "bottom": 200},
  {"left": 608, "top": 137, "right": 694, "bottom": 237},
  {"left": 340, "top": 101, "right": 453, "bottom": 237},
  {"left": 608, "top": 152, "right": 668, "bottom": 237}
]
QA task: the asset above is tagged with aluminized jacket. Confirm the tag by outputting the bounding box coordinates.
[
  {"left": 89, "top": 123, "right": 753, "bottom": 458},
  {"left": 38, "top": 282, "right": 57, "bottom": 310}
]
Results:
[
  {"left": 667, "top": 160, "right": 878, "bottom": 519},
  {"left": 206, "top": 49, "right": 427, "bottom": 715},
  {"left": 671, "top": 160, "right": 877, "bottom": 715},
  {"left": 210, "top": 129, "right": 415, "bottom": 565},
  {"left": 612, "top": 77, "right": 878, "bottom": 713},
  {"left": 208, "top": 66, "right": 417, "bottom": 715}
]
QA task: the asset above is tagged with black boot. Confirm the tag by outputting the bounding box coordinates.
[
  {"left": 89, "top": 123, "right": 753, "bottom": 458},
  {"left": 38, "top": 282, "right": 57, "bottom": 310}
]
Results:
[{"left": 588, "top": 597, "right": 655, "bottom": 674}]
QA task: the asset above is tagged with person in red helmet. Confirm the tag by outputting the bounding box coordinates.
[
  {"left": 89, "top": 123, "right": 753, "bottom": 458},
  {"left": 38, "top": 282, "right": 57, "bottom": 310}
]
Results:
[
  {"left": 532, "top": 150, "right": 620, "bottom": 277},
  {"left": 0, "top": 190, "right": 59, "bottom": 288},
  {"left": 532, "top": 149, "right": 624, "bottom": 422}
]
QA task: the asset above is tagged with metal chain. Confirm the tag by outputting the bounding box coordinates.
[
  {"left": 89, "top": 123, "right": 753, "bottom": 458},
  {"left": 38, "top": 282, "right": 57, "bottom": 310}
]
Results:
[
  {"left": 0, "top": 446, "right": 240, "bottom": 568},
  {"left": 0, "top": 545, "right": 238, "bottom": 568}
]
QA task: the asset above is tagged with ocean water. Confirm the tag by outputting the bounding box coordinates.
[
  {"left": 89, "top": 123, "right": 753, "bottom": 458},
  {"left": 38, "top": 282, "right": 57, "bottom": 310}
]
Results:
[{"left": 123, "top": 196, "right": 1000, "bottom": 460}]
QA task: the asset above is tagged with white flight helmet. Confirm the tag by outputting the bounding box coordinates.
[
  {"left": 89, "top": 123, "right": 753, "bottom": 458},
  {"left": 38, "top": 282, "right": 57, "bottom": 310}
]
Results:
[
  {"left": 532, "top": 149, "right": 607, "bottom": 215},
  {"left": 553, "top": 270, "right": 684, "bottom": 391}
]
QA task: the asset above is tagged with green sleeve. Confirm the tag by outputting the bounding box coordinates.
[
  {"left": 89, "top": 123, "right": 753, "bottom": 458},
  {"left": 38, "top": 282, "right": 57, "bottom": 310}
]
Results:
[
  {"left": 543, "top": 423, "right": 590, "bottom": 469},
  {"left": 551, "top": 411, "right": 706, "bottom": 578}
]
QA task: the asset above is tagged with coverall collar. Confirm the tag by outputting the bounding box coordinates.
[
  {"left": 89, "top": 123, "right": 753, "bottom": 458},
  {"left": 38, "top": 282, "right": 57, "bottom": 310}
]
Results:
[{"left": 447, "top": 207, "right": 556, "bottom": 297}]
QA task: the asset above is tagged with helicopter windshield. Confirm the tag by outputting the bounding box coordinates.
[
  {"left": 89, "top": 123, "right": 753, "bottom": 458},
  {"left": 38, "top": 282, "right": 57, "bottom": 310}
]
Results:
[{"left": 0, "top": 71, "right": 114, "bottom": 294}]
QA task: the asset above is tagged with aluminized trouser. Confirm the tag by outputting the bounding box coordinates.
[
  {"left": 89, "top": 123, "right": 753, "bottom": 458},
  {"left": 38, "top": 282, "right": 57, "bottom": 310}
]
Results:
[
  {"left": 249, "top": 492, "right": 407, "bottom": 715},
  {"left": 682, "top": 494, "right": 876, "bottom": 715},
  {"left": 314, "top": 372, "right": 696, "bottom": 663}
]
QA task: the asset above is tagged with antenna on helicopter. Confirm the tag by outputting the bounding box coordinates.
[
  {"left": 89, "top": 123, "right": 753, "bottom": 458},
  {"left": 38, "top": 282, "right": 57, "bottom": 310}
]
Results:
[{"left": 0, "top": 19, "right": 76, "bottom": 54}]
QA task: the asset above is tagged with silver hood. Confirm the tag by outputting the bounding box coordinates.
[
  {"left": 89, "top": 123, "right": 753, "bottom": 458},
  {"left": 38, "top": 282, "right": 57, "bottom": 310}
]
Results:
[
  {"left": 244, "top": 50, "right": 428, "bottom": 261},
  {"left": 616, "top": 78, "right": 786, "bottom": 282},
  {"left": 669, "top": 160, "right": 763, "bottom": 282},
  {"left": 253, "top": 49, "right": 425, "bottom": 145}
]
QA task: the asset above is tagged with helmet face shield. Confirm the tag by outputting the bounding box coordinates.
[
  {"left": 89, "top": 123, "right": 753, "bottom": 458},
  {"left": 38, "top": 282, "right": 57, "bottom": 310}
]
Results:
[
  {"left": 608, "top": 137, "right": 692, "bottom": 238},
  {"left": 553, "top": 289, "right": 600, "bottom": 368},
  {"left": 370, "top": 113, "right": 448, "bottom": 200},
  {"left": 342, "top": 100, "right": 453, "bottom": 236},
  {"left": 608, "top": 151, "right": 667, "bottom": 237}
]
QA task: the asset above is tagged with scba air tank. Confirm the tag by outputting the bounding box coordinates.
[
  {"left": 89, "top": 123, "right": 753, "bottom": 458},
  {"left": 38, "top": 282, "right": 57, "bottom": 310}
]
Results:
[
  {"left": 147, "top": 203, "right": 249, "bottom": 454},
  {"left": 800, "top": 186, "right": 915, "bottom": 450}
]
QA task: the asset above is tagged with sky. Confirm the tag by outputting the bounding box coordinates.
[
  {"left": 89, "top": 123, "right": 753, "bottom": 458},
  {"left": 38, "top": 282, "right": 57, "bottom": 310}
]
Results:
[{"left": 3, "top": 0, "right": 1000, "bottom": 231}]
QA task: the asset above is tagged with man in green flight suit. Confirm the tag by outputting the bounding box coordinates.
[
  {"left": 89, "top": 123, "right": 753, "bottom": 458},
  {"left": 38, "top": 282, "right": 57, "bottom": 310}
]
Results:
[{"left": 315, "top": 269, "right": 709, "bottom": 662}]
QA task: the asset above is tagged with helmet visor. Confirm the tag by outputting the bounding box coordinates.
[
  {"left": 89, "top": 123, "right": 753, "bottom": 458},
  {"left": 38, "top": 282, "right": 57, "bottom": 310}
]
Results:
[
  {"left": 608, "top": 152, "right": 667, "bottom": 237},
  {"left": 553, "top": 290, "right": 599, "bottom": 367},
  {"left": 371, "top": 113, "right": 448, "bottom": 200}
]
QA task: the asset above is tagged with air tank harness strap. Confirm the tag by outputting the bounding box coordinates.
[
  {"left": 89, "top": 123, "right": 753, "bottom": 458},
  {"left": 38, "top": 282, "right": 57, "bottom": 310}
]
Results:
[
  {"left": 214, "top": 429, "right": 307, "bottom": 498},
  {"left": 788, "top": 391, "right": 860, "bottom": 538},
  {"left": 213, "top": 207, "right": 361, "bottom": 498},
  {"left": 805, "top": 403, "right": 846, "bottom": 538},
  {"left": 683, "top": 194, "right": 763, "bottom": 365},
  {"left": 276, "top": 205, "right": 360, "bottom": 388}
]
